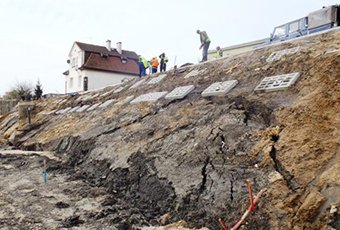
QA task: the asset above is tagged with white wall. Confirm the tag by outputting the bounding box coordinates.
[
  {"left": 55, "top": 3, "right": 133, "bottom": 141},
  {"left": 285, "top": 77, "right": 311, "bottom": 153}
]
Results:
[
  {"left": 83, "top": 70, "right": 134, "bottom": 91},
  {"left": 66, "top": 43, "right": 85, "bottom": 93}
]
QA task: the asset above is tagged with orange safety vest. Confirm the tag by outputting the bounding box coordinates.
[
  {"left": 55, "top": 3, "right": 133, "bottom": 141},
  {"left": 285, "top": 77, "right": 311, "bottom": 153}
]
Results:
[{"left": 151, "top": 58, "right": 159, "bottom": 68}]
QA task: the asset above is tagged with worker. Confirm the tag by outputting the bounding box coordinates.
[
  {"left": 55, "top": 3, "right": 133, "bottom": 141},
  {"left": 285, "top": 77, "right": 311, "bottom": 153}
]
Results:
[
  {"left": 138, "top": 55, "right": 148, "bottom": 77},
  {"left": 216, "top": 46, "right": 223, "bottom": 58},
  {"left": 197, "top": 29, "right": 210, "bottom": 62},
  {"left": 151, "top": 57, "right": 159, "bottom": 74},
  {"left": 147, "top": 60, "right": 152, "bottom": 75},
  {"left": 159, "top": 53, "right": 169, "bottom": 72}
]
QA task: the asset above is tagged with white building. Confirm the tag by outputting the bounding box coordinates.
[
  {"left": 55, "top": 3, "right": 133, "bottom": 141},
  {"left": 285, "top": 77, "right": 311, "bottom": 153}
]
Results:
[{"left": 63, "top": 40, "right": 139, "bottom": 93}]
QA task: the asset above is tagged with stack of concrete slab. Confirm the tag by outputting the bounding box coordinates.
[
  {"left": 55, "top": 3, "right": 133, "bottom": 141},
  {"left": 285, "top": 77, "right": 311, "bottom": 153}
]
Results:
[
  {"left": 254, "top": 72, "right": 300, "bottom": 92},
  {"left": 130, "top": 92, "right": 168, "bottom": 104},
  {"left": 202, "top": 80, "right": 238, "bottom": 97},
  {"left": 165, "top": 85, "right": 195, "bottom": 100}
]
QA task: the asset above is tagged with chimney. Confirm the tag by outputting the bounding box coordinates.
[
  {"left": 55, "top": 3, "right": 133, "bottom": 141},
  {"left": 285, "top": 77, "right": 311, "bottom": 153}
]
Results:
[
  {"left": 106, "top": 40, "right": 111, "bottom": 51},
  {"left": 116, "top": 42, "right": 122, "bottom": 54}
]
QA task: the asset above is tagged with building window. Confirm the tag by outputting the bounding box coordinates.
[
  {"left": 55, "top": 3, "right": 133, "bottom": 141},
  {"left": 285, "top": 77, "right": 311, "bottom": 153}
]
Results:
[
  {"left": 83, "top": 77, "right": 88, "bottom": 91},
  {"left": 69, "top": 77, "right": 73, "bottom": 88},
  {"left": 71, "top": 57, "right": 77, "bottom": 68}
]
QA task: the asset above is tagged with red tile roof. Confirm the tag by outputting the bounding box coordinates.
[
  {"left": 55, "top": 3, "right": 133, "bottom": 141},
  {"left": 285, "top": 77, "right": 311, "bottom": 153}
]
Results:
[
  {"left": 81, "top": 53, "right": 139, "bottom": 75},
  {"left": 75, "top": 41, "right": 138, "bottom": 60}
]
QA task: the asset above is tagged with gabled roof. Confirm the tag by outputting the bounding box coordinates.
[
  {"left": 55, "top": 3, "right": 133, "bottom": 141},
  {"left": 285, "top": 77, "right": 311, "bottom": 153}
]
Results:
[
  {"left": 75, "top": 41, "right": 138, "bottom": 60},
  {"left": 81, "top": 53, "right": 139, "bottom": 75}
]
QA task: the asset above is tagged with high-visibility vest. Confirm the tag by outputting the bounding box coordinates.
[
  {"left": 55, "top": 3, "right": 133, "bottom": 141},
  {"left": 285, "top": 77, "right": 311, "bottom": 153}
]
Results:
[
  {"left": 151, "top": 58, "right": 159, "bottom": 68},
  {"left": 216, "top": 50, "right": 223, "bottom": 58},
  {"left": 139, "top": 57, "right": 148, "bottom": 68}
]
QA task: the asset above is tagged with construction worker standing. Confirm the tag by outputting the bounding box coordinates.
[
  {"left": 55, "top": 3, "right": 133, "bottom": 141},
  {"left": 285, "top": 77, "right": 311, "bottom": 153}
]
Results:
[
  {"left": 151, "top": 57, "right": 159, "bottom": 74},
  {"left": 159, "top": 53, "right": 169, "bottom": 72},
  {"left": 197, "top": 29, "right": 210, "bottom": 62},
  {"left": 216, "top": 46, "right": 223, "bottom": 58},
  {"left": 138, "top": 55, "right": 148, "bottom": 77}
]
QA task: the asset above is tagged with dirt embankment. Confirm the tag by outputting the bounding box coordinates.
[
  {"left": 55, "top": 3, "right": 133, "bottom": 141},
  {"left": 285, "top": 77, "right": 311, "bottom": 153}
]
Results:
[{"left": 0, "top": 30, "right": 339, "bottom": 229}]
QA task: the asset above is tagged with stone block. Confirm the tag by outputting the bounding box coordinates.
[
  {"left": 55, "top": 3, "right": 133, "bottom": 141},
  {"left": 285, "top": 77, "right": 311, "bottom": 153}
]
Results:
[
  {"left": 147, "top": 74, "right": 167, "bottom": 84},
  {"left": 130, "top": 92, "right": 168, "bottom": 104},
  {"left": 201, "top": 80, "right": 238, "bottom": 97},
  {"left": 254, "top": 72, "right": 300, "bottom": 92},
  {"left": 165, "top": 85, "right": 195, "bottom": 100},
  {"left": 98, "top": 99, "right": 117, "bottom": 109}
]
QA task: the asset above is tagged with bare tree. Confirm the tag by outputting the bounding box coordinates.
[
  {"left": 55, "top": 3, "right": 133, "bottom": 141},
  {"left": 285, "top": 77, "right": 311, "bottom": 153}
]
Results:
[{"left": 3, "top": 81, "right": 33, "bottom": 101}]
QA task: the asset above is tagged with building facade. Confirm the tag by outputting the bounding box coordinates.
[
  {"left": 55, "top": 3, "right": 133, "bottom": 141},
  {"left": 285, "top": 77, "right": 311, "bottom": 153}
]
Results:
[{"left": 63, "top": 40, "right": 139, "bottom": 93}]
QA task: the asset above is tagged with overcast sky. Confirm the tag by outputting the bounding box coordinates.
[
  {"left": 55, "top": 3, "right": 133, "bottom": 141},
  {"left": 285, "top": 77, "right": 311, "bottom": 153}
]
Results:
[{"left": 0, "top": 0, "right": 337, "bottom": 95}]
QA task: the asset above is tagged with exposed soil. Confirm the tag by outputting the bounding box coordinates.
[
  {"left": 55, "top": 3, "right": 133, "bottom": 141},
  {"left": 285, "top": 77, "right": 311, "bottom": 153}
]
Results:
[{"left": 0, "top": 29, "right": 339, "bottom": 229}]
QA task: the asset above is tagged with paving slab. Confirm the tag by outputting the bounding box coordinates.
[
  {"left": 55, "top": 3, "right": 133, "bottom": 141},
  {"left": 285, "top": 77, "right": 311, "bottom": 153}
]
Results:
[
  {"left": 87, "top": 103, "right": 101, "bottom": 111},
  {"left": 130, "top": 92, "right": 168, "bottom": 104},
  {"left": 129, "top": 79, "right": 147, "bottom": 89},
  {"left": 201, "top": 80, "right": 238, "bottom": 97},
  {"left": 254, "top": 72, "right": 300, "bottom": 92},
  {"left": 76, "top": 105, "right": 91, "bottom": 113},
  {"left": 165, "top": 85, "right": 195, "bottom": 100},
  {"left": 147, "top": 74, "right": 167, "bottom": 85},
  {"left": 98, "top": 99, "right": 117, "bottom": 109}
]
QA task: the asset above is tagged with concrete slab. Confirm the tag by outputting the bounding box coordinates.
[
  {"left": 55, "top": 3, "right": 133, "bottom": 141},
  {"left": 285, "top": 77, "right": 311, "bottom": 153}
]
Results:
[
  {"left": 98, "top": 99, "right": 117, "bottom": 109},
  {"left": 129, "top": 79, "right": 147, "bottom": 89},
  {"left": 113, "top": 86, "right": 125, "bottom": 93},
  {"left": 58, "top": 107, "right": 72, "bottom": 114},
  {"left": 165, "top": 85, "right": 195, "bottom": 100},
  {"left": 267, "top": 46, "right": 300, "bottom": 62},
  {"left": 184, "top": 69, "right": 206, "bottom": 79},
  {"left": 117, "top": 95, "right": 135, "bottom": 105},
  {"left": 147, "top": 74, "right": 167, "bottom": 85},
  {"left": 47, "top": 109, "right": 57, "bottom": 115},
  {"left": 254, "top": 72, "right": 300, "bottom": 92},
  {"left": 76, "top": 105, "right": 91, "bottom": 113},
  {"left": 68, "top": 106, "right": 81, "bottom": 113},
  {"left": 130, "top": 92, "right": 168, "bottom": 104},
  {"left": 87, "top": 103, "right": 101, "bottom": 111},
  {"left": 201, "top": 80, "right": 238, "bottom": 97}
]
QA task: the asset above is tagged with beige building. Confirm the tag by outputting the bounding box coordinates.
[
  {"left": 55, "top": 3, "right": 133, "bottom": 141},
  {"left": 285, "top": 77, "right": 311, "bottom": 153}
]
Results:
[{"left": 208, "top": 38, "right": 268, "bottom": 60}]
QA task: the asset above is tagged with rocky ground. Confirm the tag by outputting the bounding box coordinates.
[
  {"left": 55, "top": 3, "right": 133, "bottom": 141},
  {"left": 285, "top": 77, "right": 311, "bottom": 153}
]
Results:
[{"left": 0, "top": 29, "right": 339, "bottom": 229}]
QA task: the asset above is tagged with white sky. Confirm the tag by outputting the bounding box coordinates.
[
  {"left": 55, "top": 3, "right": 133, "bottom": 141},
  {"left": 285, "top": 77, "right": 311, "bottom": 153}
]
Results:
[{"left": 0, "top": 0, "right": 337, "bottom": 95}]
